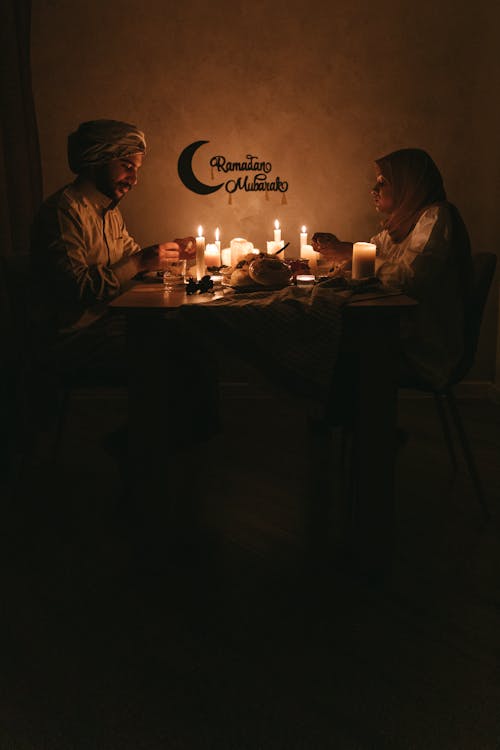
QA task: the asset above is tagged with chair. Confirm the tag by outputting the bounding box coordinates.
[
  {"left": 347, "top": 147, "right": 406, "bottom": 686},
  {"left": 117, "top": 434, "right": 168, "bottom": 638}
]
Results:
[
  {"left": 1, "top": 253, "right": 125, "bottom": 469},
  {"left": 401, "top": 252, "right": 497, "bottom": 522}
]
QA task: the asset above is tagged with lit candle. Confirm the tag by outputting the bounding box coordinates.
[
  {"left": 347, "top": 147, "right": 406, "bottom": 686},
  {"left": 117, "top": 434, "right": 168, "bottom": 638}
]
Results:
[
  {"left": 215, "top": 227, "right": 221, "bottom": 257},
  {"left": 221, "top": 247, "right": 232, "bottom": 266},
  {"left": 274, "top": 219, "right": 281, "bottom": 243},
  {"left": 296, "top": 274, "right": 315, "bottom": 285},
  {"left": 352, "top": 242, "right": 377, "bottom": 279},
  {"left": 195, "top": 225, "right": 205, "bottom": 281},
  {"left": 300, "top": 226, "right": 307, "bottom": 248},
  {"left": 300, "top": 244, "right": 317, "bottom": 273},
  {"left": 205, "top": 242, "right": 220, "bottom": 269}
]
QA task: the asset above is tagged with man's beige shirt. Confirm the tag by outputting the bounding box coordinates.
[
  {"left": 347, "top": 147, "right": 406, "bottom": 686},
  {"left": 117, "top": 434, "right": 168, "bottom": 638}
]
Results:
[{"left": 31, "top": 178, "right": 142, "bottom": 332}]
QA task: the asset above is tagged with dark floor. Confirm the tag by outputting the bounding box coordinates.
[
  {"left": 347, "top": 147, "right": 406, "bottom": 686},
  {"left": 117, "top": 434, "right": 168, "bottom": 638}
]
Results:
[{"left": 1, "top": 383, "right": 500, "bottom": 749}]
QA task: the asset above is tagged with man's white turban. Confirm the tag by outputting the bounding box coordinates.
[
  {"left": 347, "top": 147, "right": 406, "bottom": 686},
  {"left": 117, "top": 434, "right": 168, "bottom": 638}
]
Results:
[{"left": 67, "top": 119, "right": 146, "bottom": 174}]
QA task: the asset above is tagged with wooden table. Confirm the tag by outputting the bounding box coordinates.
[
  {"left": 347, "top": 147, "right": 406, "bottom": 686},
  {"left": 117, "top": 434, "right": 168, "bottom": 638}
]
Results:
[{"left": 110, "top": 282, "right": 417, "bottom": 576}]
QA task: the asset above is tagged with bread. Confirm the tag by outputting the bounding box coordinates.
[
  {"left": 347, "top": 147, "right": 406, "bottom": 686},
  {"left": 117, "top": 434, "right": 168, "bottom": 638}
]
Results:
[
  {"left": 230, "top": 268, "right": 253, "bottom": 287},
  {"left": 248, "top": 257, "right": 291, "bottom": 287}
]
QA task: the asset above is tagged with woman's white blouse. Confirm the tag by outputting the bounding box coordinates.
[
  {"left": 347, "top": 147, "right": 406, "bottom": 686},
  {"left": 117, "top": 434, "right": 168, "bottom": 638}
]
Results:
[
  {"left": 370, "top": 204, "right": 466, "bottom": 389},
  {"left": 371, "top": 204, "right": 450, "bottom": 291}
]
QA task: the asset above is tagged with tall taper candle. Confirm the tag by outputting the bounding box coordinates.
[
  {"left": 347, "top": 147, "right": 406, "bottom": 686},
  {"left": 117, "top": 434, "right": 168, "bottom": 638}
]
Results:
[
  {"left": 274, "top": 220, "right": 281, "bottom": 243},
  {"left": 214, "top": 227, "right": 221, "bottom": 258},
  {"left": 195, "top": 225, "right": 205, "bottom": 281}
]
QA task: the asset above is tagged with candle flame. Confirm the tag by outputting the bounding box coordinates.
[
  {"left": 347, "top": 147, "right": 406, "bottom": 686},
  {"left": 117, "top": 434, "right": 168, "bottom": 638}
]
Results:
[
  {"left": 198, "top": 225, "right": 203, "bottom": 237},
  {"left": 274, "top": 219, "right": 280, "bottom": 230},
  {"left": 215, "top": 227, "right": 220, "bottom": 241},
  {"left": 301, "top": 225, "right": 306, "bottom": 233}
]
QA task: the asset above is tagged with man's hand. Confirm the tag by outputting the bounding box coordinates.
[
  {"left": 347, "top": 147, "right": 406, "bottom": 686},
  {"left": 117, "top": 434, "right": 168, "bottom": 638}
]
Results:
[
  {"left": 139, "top": 237, "right": 198, "bottom": 272},
  {"left": 158, "top": 242, "right": 181, "bottom": 261},
  {"left": 139, "top": 242, "right": 179, "bottom": 272}
]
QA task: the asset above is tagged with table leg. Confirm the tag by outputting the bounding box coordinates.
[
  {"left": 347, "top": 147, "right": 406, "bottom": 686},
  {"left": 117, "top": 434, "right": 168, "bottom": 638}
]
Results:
[
  {"left": 344, "top": 311, "right": 400, "bottom": 578},
  {"left": 125, "top": 314, "right": 212, "bottom": 534}
]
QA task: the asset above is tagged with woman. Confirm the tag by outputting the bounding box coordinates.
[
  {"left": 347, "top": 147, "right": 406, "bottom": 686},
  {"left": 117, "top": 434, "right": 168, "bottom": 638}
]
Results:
[{"left": 312, "top": 148, "right": 473, "bottom": 390}]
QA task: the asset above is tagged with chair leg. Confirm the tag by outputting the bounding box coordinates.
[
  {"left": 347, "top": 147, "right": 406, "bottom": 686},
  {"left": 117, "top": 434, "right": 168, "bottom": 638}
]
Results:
[
  {"left": 445, "top": 389, "right": 491, "bottom": 522},
  {"left": 433, "top": 392, "right": 458, "bottom": 472}
]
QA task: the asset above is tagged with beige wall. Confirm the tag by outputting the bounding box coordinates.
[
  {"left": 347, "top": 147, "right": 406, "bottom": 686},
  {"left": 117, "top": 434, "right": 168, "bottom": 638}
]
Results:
[{"left": 31, "top": 0, "right": 499, "bottom": 380}]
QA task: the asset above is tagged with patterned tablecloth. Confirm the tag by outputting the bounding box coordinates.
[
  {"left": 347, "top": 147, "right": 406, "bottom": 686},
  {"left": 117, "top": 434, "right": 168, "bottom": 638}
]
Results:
[{"left": 179, "top": 283, "right": 349, "bottom": 400}]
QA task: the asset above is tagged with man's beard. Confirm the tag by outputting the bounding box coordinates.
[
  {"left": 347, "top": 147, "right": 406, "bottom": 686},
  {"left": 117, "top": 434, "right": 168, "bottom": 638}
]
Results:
[{"left": 94, "top": 166, "right": 131, "bottom": 201}]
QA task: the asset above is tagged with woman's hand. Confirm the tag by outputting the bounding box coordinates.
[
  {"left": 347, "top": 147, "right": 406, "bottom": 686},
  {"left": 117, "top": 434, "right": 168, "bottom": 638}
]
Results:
[
  {"left": 312, "top": 233, "right": 353, "bottom": 263},
  {"left": 311, "top": 232, "right": 340, "bottom": 255}
]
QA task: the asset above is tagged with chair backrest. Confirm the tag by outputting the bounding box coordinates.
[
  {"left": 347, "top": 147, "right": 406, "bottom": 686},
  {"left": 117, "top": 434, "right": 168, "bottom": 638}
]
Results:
[{"left": 452, "top": 251, "right": 497, "bottom": 383}]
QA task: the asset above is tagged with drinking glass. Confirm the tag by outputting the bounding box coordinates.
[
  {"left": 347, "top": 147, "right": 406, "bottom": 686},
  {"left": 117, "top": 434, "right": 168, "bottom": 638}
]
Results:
[{"left": 163, "top": 259, "right": 186, "bottom": 291}]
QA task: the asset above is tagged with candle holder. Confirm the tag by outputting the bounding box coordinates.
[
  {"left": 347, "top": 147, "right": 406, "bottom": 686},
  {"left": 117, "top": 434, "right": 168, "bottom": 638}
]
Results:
[
  {"left": 296, "top": 274, "right": 315, "bottom": 286},
  {"left": 287, "top": 258, "right": 310, "bottom": 284}
]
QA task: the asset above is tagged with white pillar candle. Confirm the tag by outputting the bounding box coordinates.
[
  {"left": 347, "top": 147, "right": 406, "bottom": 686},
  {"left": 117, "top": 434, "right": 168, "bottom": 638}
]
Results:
[
  {"left": 195, "top": 225, "right": 205, "bottom": 280},
  {"left": 266, "top": 241, "right": 276, "bottom": 254},
  {"left": 204, "top": 243, "right": 220, "bottom": 268},
  {"left": 352, "top": 242, "right": 377, "bottom": 279},
  {"left": 221, "top": 247, "right": 232, "bottom": 266},
  {"left": 274, "top": 219, "right": 281, "bottom": 243},
  {"left": 300, "top": 226, "right": 307, "bottom": 248},
  {"left": 300, "top": 244, "right": 317, "bottom": 273},
  {"left": 215, "top": 227, "right": 221, "bottom": 257},
  {"left": 230, "top": 237, "right": 254, "bottom": 266},
  {"left": 267, "top": 240, "right": 284, "bottom": 255}
]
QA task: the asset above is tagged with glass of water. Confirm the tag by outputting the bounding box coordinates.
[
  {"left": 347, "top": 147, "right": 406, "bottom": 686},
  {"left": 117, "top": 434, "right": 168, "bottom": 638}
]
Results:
[{"left": 163, "top": 259, "right": 187, "bottom": 292}]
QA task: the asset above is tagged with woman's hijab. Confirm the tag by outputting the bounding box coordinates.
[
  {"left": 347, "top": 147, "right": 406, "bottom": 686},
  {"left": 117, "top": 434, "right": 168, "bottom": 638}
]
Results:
[
  {"left": 375, "top": 148, "right": 446, "bottom": 243},
  {"left": 377, "top": 148, "right": 472, "bottom": 309}
]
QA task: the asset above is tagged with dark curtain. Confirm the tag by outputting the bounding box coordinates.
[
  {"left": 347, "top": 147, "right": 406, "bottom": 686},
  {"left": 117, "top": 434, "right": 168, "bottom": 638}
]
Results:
[
  {"left": 0, "top": 0, "right": 42, "bottom": 260},
  {"left": 0, "top": 0, "right": 42, "bottom": 462}
]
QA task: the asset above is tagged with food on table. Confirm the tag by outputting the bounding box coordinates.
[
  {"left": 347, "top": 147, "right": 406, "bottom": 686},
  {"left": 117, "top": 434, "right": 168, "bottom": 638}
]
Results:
[
  {"left": 230, "top": 268, "right": 253, "bottom": 287},
  {"left": 248, "top": 257, "right": 292, "bottom": 287},
  {"left": 222, "top": 253, "right": 292, "bottom": 288}
]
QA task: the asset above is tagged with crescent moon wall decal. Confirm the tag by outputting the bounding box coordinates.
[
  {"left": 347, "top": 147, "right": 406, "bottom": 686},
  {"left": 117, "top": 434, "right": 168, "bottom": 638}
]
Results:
[{"left": 177, "top": 140, "right": 224, "bottom": 195}]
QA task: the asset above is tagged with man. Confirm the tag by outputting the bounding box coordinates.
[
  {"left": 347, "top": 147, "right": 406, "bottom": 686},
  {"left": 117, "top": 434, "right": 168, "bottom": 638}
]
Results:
[
  {"left": 30, "top": 118, "right": 193, "bottom": 376},
  {"left": 29, "top": 120, "right": 220, "bottom": 570}
]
